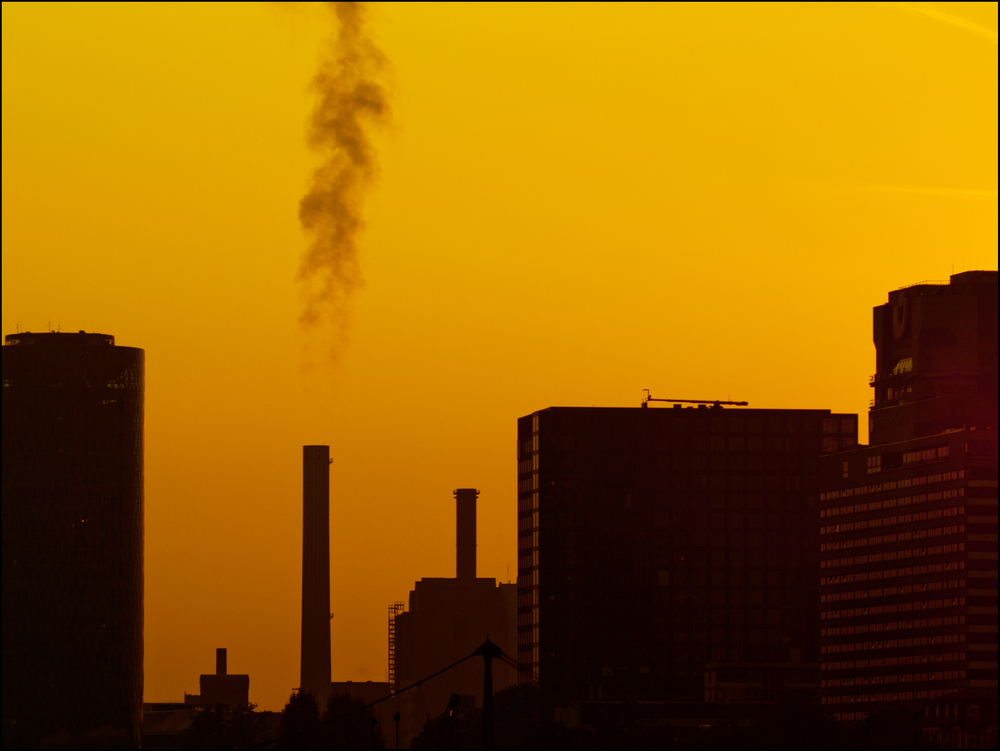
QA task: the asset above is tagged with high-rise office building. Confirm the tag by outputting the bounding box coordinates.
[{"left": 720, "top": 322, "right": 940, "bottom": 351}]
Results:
[
  {"left": 2, "top": 331, "right": 144, "bottom": 747},
  {"left": 819, "top": 272, "right": 998, "bottom": 727},
  {"left": 516, "top": 403, "right": 858, "bottom": 702}
]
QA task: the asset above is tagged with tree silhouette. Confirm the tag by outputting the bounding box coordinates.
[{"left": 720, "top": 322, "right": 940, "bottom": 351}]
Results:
[
  {"left": 278, "top": 691, "right": 322, "bottom": 749},
  {"left": 322, "top": 691, "right": 385, "bottom": 749},
  {"left": 186, "top": 703, "right": 273, "bottom": 749}
]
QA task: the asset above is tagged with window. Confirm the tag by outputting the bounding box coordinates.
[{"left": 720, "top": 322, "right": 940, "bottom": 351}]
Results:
[
  {"left": 868, "top": 455, "right": 881, "bottom": 474},
  {"left": 892, "top": 357, "right": 913, "bottom": 376}
]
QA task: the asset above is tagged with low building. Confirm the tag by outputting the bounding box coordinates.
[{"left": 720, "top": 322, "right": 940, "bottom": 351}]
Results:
[
  {"left": 184, "top": 648, "right": 250, "bottom": 708},
  {"left": 704, "top": 662, "right": 819, "bottom": 703},
  {"left": 918, "top": 688, "right": 998, "bottom": 749}
]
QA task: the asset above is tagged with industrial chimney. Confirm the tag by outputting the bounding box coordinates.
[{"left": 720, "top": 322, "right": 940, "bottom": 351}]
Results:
[
  {"left": 454, "top": 489, "right": 479, "bottom": 579},
  {"left": 301, "top": 446, "right": 332, "bottom": 707}
]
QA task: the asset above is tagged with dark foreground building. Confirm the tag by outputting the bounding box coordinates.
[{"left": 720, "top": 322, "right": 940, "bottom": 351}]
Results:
[
  {"left": 2, "top": 331, "right": 144, "bottom": 747},
  {"left": 819, "top": 272, "right": 998, "bottom": 735},
  {"left": 516, "top": 403, "right": 858, "bottom": 702}
]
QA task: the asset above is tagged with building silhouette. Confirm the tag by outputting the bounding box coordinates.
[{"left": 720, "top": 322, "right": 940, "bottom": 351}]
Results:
[
  {"left": 819, "top": 271, "right": 998, "bottom": 732},
  {"left": 392, "top": 489, "right": 517, "bottom": 747},
  {"left": 516, "top": 404, "right": 858, "bottom": 702},
  {"left": 2, "top": 331, "right": 144, "bottom": 747},
  {"left": 184, "top": 649, "right": 250, "bottom": 708}
]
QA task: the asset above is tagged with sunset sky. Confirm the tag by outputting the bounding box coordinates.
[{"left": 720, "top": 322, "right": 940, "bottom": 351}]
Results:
[{"left": 3, "top": 2, "right": 997, "bottom": 711}]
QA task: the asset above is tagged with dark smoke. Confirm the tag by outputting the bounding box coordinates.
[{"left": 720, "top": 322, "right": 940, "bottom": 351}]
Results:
[{"left": 298, "top": 2, "right": 389, "bottom": 352}]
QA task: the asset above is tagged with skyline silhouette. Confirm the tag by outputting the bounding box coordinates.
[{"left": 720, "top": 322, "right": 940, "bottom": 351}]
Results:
[{"left": 2, "top": 1, "right": 997, "bottom": 720}]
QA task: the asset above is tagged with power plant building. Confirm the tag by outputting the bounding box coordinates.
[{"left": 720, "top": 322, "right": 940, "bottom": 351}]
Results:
[
  {"left": 2, "top": 331, "right": 144, "bottom": 747},
  {"left": 392, "top": 489, "right": 517, "bottom": 746},
  {"left": 184, "top": 649, "right": 250, "bottom": 708},
  {"left": 818, "top": 271, "right": 998, "bottom": 734},
  {"left": 516, "top": 403, "right": 858, "bottom": 702}
]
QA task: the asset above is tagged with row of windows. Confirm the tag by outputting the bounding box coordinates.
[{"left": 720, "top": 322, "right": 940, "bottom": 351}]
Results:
[
  {"left": 824, "top": 652, "right": 966, "bottom": 669},
  {"left": 517, "top": 512, "right": 540, "bottom": 532},
  {"left": 821, "top": 579, "right": 965, "bottom": 604},
  {"left": 820, "top": 471, "right": 963, "bottom": 507},
  {"left": 517, "top": 607, "right": 540, "bottom": 628},
  {"left": 515, "top": 646, "right": 539, "bottom": 670},
  {"left": 822, "top": 598, "right": 964, "bottom": 620},
  {"left": 821, "top": 481, "right": 964, "bottom": 517},
  {"left": 517, "top": 530, "right": 539, "bottom": 552},
  {"left": 823, "top": 634, "right": 966, "bottom": 654},
  {"left": 516, "top": 569, "right": 539, "bottom": 589},
  {"left": 824, "top": 672, "right": 964, "bottom": 689},
  {"left": 822, "top": 500, "right": 965, "bottom": 534},
  {"left": 821, "top": 559, "right": 965, "bottom": 586},
  {"left": 821, "top": 529, "right": 964, "bottom": 554},
  {"left": 821, "top": 615, "right": 965, "bottom": 636},
  {"left": 517, "top": 492, "right": 539, "bottom": 513},
  {"left": 517, "top": 592, "right": 538, "bottom": 608},
  {"left": 517, "top": 550, "right": 540, "bottom": 570},
  {"left": 516, "top": 454, "right": 540, "bottom": 476},
  {"left": 866, "top": 446, "right": 950, "bottom": 474},
  {"left": 517, "top": 474, "right": 539, "bottom": 494},
  {"left": 516, "top": 434, "right": 539, "bottom": 459},
  {"left": 827, "top": 690, "right": 949, "bottom": 708},
  {"left": 517, "top": 626, "right": 540, "bottom": 647},
  {"left": 821, "top": 542, "right": 963, "bottom": 569}
]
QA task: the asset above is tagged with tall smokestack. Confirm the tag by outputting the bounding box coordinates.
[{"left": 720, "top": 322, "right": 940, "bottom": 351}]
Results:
[
  {"left": 216, "top": 648, "right": 227, "bottom": 676},
  {"left": 301, "top": 446, "right": 332, "bottom": 707},
  {"left": 454, "top": 489, "right": 479, "bottom": 579}
]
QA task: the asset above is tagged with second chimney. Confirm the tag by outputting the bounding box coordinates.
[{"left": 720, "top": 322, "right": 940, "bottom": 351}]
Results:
[{"left": 454, "top": 489, "right": 479, "bottom": 579}]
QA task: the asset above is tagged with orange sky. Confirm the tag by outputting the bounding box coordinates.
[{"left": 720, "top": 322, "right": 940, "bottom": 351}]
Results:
[{"left": 3, "top": 2, "right": 997, "bottom": 711}]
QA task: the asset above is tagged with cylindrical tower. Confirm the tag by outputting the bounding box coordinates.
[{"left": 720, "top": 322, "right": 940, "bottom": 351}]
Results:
[
  {"left": 300, "top": 445, "right": 332, "bottom": 708},
  {"left": 2, "top": 331, "right": 144, "bottom": 747},
  {"left": 454, "top": 488, "right": 479, "bottom": 579}
]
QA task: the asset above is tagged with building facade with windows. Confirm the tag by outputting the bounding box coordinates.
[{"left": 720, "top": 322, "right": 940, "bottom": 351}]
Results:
[
  {"left": 516, "top": 404, "right": 858, "bottom": 701},
  {"left": 2, "top": 331, "right": 144, "bottom": 747},
  {"left": 819, "top": 272, "right": 998, "bottom": 723}
]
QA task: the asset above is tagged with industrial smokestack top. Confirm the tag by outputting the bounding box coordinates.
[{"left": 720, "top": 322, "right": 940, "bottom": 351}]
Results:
[
  {"left": 216, "top": 648, "right": 227, "bottom": 676},
  {"left": 454, "top": 489, "right": 479, "bottom": 579}
]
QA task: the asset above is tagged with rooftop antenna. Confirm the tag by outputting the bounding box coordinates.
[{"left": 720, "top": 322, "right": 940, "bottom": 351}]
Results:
[{"left": 641, "top": 391, "right": 748, "bottom": 409}]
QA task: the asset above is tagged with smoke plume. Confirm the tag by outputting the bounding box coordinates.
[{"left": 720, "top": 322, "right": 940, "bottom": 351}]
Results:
[{"left": 298, "top": 2, "right": 389, "bottom": 352}]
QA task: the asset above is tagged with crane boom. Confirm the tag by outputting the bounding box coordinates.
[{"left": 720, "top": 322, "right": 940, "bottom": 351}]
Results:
[{"left": 641, "top": 390, "right": 748, "bottom": 408}]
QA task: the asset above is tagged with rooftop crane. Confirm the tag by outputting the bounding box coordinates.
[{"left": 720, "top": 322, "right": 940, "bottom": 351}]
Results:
[{"left": 641, "top": 389, "right": 748, "bottom": 409}]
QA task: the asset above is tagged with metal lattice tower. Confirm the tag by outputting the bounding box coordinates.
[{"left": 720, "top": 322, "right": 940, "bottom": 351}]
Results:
[{"left": 388, "top": 601, "right": 404, "bottom": 692}]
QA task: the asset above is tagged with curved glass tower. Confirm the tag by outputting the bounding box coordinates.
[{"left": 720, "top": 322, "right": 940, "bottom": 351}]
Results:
[{"left": 2, "top": 331, "right": 143, "bottom": 747}]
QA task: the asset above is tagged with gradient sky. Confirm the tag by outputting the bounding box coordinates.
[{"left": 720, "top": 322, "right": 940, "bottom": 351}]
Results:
[{"left": 3, "top": 2, "right": 997, "bottom": 711}]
